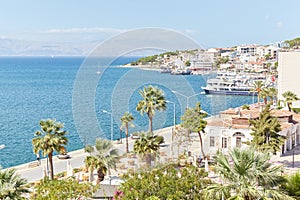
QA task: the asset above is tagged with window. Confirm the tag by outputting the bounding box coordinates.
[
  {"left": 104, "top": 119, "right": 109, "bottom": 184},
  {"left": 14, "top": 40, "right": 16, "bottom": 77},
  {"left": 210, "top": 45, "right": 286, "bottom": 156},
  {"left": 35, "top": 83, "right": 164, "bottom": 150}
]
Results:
[
  {"left": 222, "top": 137, "right": 227, "bottom": 148},
  {"left": 236, "top": 137, "right": 242, "bottom": 148},
  {"left": 210, "top": 136, "right": 215, "bottom": 147}
]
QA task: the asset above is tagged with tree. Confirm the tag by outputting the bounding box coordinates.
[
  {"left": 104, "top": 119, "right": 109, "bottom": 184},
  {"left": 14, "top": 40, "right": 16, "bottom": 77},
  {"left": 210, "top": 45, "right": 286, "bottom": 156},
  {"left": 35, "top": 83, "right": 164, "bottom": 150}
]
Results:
[
  {"left": 84, "top": 156, "right": 99, "bottom": 183},
  {"left": 85, "top": 139, "right": 119, "bottom": 183},
  {"left": 265, "top": 54, "right": 271, "bottom": 60},
  {"left": 267, "top": 87, "right": 278, "bottom": 104},
  {"left": 0, "top": 168, "right": 29, "bottom": 200},
  {"left": 32, "top": 119, "right": 68, "bottom": 180},
  {"left": 205, "top": 147, "right": 294, "bottom": 200},
  {"left": 136, "top": 85, "right": 167, "bottom": 133},
  {"left": 181, "top": 102, "right": 207, "bottom": 157},
  {"left": 261, "top": 88, "right": 269, "bottom": 105},
  {"left": 185, "top": 60, "right": 191, "bottom": 66},
  {"left": 251, "top": 80, "right": 265, "bottom": 104},
  {"left": 249, "top": 104, "right": 284, "bottom": 154},
  {"left": 120, "top": 112, "right": 135, "bottom": 153},
  {"left": 32, "top": 178, "right": 96, "bottom": 200},
  {"left": 133, "top": 134, "right": 162, "bottom": 167},
  {"left": 118, "top": 164, "right": 210, "bottom": 199},
  {"left": 282, "top": 91, "right": 299, "bottom": 112}
]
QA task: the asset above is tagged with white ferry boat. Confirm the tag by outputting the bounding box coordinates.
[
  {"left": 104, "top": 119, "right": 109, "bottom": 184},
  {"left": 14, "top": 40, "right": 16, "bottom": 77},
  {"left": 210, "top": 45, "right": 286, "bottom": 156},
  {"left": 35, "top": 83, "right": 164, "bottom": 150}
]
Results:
[{"left": 201, "top": 71, "right": 274, "bottom": 96}]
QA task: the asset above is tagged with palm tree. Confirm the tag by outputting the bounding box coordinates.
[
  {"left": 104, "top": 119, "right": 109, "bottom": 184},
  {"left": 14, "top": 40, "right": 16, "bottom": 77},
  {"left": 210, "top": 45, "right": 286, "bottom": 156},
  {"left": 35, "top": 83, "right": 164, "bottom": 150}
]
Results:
[
  {"left": 85, "top": 139, "right": 119, "bottom": 183},
  {"left": 282, "top": 91, "right": 299, "bottom": 112},
  {"left": 181, "top": 102, "right": 207, "bottom": 157},
  {"left": 267, "top": 87, "right": 278, "bottom": 104},
  {"left": 120, "top": 112, "right": 135, "bottom": 153},
  {"left": 32, "top": 119, "right": 68, "bottom": 180},
  {"left": 0, "top": 168, "right": 29, "bottom": 199},
  {"left": 205, "top": 147, "right": 293, "bottom": 200},
  {"left": 136, "top": 85, "right": 167, "bottom": 133},
  {"left": 84, "top": 156, "right": 99, "bottom": 183},
  {"left": 249, "top": 104, "right": 284, "bottom": 154},
  {"left": 260, "top": 88, "right": 269, "bottom": 105},
  {"left": 251, "top": 80, "right": 265, "bottom": 105},
  {"left": 133, "top": 134, "right": 162, "bottom": 167}
]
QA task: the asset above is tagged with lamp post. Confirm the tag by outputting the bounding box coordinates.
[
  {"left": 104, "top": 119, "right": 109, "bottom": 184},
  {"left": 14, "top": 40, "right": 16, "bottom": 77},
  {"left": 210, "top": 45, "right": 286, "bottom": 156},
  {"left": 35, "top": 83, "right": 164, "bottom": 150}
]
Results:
[
  {"left": 166, "top": 100, "right": 176, "bottom": 159},
  {"left": 102, "top": 110, "right": 113, "bottom": 141},
  {"left": 292, "top": 144, "right": 295, "bottom": 168},
  {"left": 171, "top": 90, "right": 202, "bottom": 109}
]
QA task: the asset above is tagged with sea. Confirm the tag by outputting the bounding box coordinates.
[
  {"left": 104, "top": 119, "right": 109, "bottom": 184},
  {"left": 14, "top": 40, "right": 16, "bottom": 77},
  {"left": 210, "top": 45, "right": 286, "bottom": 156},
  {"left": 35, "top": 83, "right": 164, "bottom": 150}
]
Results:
[{"left": 0, "top": 57, "right": 253, "bottom": 168}]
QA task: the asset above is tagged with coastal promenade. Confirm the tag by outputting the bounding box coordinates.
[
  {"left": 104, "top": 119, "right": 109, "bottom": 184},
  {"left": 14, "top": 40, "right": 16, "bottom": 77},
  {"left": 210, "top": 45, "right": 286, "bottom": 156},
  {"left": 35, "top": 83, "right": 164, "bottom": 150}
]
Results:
[
  {"left": 8, "top": 126, "right": 300, "bottom": 183},
  {"left": 10, "top": 126, "right": 180, "bottom": 182}
]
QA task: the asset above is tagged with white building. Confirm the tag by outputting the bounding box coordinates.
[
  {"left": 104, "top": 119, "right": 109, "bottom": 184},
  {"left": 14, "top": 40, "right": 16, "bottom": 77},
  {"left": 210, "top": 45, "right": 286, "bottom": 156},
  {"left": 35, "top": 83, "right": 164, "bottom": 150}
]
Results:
[
  {"left": 257, "top": 46, "right": 280, "bottom": 59},
  {"left": 201, "top": 106, "right": 300, "bottom": 157},
  {"left": 237, "top": 45, "right": 258, "bottom": 56},
  {"left": 278, "top": 52, "right": 300, "bottom": 108}
]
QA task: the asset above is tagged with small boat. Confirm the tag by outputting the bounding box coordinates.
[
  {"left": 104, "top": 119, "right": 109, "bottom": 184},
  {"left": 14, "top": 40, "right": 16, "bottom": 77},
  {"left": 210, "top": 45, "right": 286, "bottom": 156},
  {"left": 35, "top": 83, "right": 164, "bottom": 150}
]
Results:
[
  {"left": 160, "top": 68, "right": 172, "bottom": 73},
  {"left": 171, "top": 69, "right": 192, "bottom": 75},
  {"left": 0, "top": 144, "right": 5, "bottom": 149}
]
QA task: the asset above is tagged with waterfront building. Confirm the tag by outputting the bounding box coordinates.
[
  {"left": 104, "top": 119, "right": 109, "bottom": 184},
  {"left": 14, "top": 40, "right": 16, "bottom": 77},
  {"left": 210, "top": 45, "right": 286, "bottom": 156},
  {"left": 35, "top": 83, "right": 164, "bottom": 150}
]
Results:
[{"left": 201, "top": 105, "right": 300, "bottom": 156}]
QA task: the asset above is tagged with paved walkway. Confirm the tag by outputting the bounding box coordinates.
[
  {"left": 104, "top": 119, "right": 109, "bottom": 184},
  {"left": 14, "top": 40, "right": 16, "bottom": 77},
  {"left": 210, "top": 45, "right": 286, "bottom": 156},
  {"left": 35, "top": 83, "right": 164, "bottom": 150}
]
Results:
[
  {"left": 9, "top": 126, "right": 300, "bottom": 182},
  {"left": 11, "top": 127, "right": 179, "bottom": 182},
  {"left": 270, "top": 144, "right": 300, "bottom": 174}
]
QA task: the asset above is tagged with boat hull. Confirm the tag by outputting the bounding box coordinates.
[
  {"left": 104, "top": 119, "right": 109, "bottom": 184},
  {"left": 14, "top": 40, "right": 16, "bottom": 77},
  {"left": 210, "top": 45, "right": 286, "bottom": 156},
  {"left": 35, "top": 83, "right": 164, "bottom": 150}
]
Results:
[{"left": 202, "top": 88, "right": 257, "bottom": 96}]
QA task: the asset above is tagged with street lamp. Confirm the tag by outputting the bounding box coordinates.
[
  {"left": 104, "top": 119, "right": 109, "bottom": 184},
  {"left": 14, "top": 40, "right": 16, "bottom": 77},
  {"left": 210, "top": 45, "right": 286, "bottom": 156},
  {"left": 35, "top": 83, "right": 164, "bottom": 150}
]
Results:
[
  {"left": 102, "top": 110, "right": 113, "bottom": 141},
  {"left": 171, "top": 90, "right": 202, "bottom": 108},
  {"left": 166, "top": 100, "right": 176, "bottom": 159},
  {"left": 292, "top": 144, "right": 295, "bottom": 168}
]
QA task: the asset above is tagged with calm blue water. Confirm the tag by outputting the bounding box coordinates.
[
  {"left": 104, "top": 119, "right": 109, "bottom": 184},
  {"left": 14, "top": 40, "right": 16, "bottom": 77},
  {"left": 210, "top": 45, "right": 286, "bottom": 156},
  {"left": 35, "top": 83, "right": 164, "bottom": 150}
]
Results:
[{"left": 0, "top": 57, "right": 252, "bottom": 168}]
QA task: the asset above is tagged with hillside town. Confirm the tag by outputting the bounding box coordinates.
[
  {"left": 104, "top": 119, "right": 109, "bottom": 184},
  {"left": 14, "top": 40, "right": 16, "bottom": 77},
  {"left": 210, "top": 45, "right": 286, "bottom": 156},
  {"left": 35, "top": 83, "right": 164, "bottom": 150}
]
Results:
[{"left": 131, "top": 42, "right": 286, "bottom": 74}]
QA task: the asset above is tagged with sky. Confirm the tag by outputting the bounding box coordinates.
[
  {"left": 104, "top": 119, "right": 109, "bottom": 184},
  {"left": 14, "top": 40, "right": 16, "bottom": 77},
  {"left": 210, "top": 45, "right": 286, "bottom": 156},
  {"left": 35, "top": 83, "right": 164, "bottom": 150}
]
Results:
[{"left": 0, "top": 0, "right": 300, "bottom": 51}]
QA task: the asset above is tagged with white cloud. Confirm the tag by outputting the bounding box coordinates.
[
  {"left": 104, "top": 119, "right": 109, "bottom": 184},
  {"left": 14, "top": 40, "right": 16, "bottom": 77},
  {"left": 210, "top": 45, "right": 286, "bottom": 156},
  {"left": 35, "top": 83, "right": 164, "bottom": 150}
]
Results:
[
  {"left": 41, "top": 27, "right": 126, "bottom": 34},
  {"left": 276, "top": 21, "right": 283, "bottom": 28}
]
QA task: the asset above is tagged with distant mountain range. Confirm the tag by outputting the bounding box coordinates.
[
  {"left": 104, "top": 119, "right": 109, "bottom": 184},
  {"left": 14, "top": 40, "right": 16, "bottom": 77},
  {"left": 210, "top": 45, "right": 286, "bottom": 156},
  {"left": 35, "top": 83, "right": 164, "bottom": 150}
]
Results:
[{"left": 0, "top": 38, "right": 98, "bottom": 56}]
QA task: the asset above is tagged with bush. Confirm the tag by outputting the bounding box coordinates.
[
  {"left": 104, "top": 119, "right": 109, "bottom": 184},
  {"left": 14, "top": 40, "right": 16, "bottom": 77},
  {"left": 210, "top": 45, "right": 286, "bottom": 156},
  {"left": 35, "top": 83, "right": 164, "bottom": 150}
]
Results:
[{"left": 280, "top": 172, "right": 300, "bottom": 198}]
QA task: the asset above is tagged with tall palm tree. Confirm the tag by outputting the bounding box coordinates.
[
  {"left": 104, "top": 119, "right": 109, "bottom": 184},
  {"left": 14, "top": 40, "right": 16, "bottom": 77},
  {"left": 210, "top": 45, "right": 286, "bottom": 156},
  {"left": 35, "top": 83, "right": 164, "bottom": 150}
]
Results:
[
  {"left": 205, "top": 147, "right": 293, "bottom": 200},
  {"left": 32, "top": 119, "right": 68, "bottom": 180},
  {"left": 282, "top": 91, "right": 299, "bottom": 112},
  {"left": 84, "top": 156, "right": 99, "bottom": 183},
  {"left": 181, "top": 102, "right": 207, "bottom": 157},
  {"left": 267, "top": 87, "right": 278, "bottom": 104},
  {"left": 0, "top": 168, "right": 29, "bottom": 199},
  {"left": 133, "top": 134, "right": 162, "bottom": 167},
  {"left": 120, "top": 112, "right": 135, "bottom": 153},
  {"left": 85, "top": 139, "right": 119, "bottom": 183},
  {"left": 260, "top": 88, "right": 269, "bottom": 105},
  {"left": 136, "top": 85, "right": 167, "bottom": 133},
  {"left": 251, "top": 80, "right": 265, "bottom": 105}
]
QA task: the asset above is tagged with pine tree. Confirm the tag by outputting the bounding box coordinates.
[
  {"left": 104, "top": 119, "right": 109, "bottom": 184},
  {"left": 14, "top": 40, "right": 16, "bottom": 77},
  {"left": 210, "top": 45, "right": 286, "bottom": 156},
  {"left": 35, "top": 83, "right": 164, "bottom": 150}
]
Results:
[{"left": 249, "top": 104, "right": 284, "bottom": 154}]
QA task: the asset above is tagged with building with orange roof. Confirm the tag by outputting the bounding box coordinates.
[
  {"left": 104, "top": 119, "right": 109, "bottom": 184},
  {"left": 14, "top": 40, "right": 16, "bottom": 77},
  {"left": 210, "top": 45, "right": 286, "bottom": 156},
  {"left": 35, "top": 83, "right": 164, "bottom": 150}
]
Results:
[{"left": 200, "top": 105, "right": 300, "bottom": 157}]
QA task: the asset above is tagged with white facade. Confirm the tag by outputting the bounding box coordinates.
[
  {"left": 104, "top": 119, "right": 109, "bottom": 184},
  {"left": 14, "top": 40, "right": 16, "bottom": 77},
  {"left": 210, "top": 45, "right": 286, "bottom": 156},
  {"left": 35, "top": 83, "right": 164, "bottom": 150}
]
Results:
[
  {"left": 237, "top": 45, "right": 258, "bottom": 56},
  {"left": 257, "top": 46, "right": 279, "bottom": 58},
  {"left": 198, "top": 109, "right": 300, "bottom": 157},
  {"left": 278, "top": 52, "right": 300, "bottom": 108},
  {"left": 202, "top": 125, "right": 252, "bottom": 156}
]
